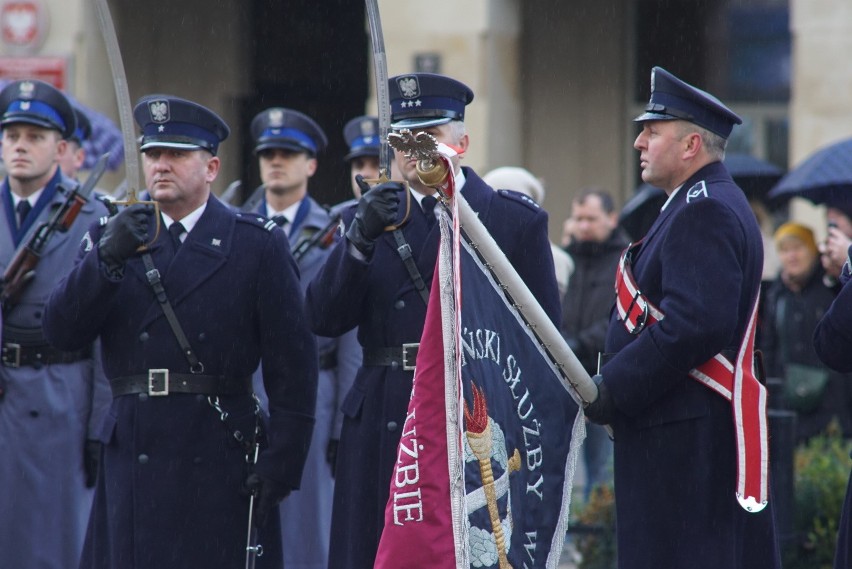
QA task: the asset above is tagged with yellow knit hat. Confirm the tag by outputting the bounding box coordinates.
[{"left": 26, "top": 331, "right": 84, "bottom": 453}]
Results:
[{"left": 774, "top": 222, "right": 817, "bottom": 254}]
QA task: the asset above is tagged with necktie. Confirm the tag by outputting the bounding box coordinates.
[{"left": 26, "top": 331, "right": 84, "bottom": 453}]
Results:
[
  {"left": 422, "top": 196, "right": 437, "bottom": 228},
  {"left": 16, "top": 200, "right": 31, "bottom": 228},
  {"left": 169, "top": 222, "right": 186, "bottom": 249}
]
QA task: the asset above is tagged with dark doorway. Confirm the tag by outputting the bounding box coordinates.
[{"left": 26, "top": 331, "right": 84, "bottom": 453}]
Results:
[{"left": 239, "top": 0, "right": 369, "bottom": 209}]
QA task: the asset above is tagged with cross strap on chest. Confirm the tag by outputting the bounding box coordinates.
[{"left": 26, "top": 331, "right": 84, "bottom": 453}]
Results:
[{"left": 613, "top": 242, "right": 769, "bottom": 512}]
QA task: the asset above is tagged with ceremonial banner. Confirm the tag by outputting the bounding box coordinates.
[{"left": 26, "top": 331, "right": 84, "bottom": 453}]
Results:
[{"left": 375, "top": 202, "right": 585, "bottom": 568}]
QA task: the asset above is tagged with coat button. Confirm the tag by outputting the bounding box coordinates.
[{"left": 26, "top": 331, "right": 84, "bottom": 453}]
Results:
[
  {"left": 29, "top": 410, "right": 39, "bottom": 418},
  {"left": 198, "top": 333, "right": 207, "bottom": 342},
  {"left": 387, "top": 421, "right": 398, "bottom": 432},
  {"left": 138, "top": 393, "right": 148, "bottom": 402},
  {"left": 138, "top": 454, "right": 149, "bottom": 464},
  {"left": 395, "top": 300, "right": 405, "bottom": 310},
  {"left": 139, "top": 332, "right": 149, "bottom": 342},
  {"left": 193, "top": 456, "right": 203, "bottom": 464}
]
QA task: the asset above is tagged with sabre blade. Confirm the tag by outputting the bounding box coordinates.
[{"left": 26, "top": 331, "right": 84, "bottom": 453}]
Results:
[
  {"left": 365, "top": 0, "right": 393, "bottom": 179},
  {"left": 92, "top": 0, "right": 140, "bottom": 202}
]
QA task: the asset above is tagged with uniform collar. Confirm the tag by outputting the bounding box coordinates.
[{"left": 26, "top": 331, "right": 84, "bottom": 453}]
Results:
[
  {"left": 163, "top": 201, "right": 207, "bottom": 233},
  {"left": 10, "top": 187, "right": 44, "bottom": 207},
  {"left": 266, "top": 199, "right": 301, "bottom": 222}
]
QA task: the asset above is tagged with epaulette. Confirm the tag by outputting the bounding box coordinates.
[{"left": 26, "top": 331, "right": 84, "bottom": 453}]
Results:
[
  {"left": 235, "top": 211, "right": 277, "bottom": 232},
  {"left": 497, "top": 189, "right": 541, "bottom": 211},
  {"left": 685, "top": 180, "right": 709, "bottom": 203}
]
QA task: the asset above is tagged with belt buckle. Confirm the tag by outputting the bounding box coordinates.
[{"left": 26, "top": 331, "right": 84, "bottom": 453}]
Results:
[
  {"left": 148, "top": 369, "right": 170, "bottom": 396},
  {"left": 401, "top": 343, "right": 419, "bottom": 371},
  {"left": 631, "top": 303, "right": 649, "bottom": 335},
  {"left": 2, "top": 343, "right": 21, "bottom": 368}
]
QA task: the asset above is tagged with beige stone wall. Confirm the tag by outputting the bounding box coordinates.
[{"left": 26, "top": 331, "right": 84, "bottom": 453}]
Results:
[
  {"left": 376, "top": 0, "right": 633, "bottom": 244},
  {"left": 789, "top": 0, "right": 852, "bottom": 237},
  {"left": 522, "top": 0, "right": 631, "bottom": 242},
  {"left": 0, "top": 0, "right": 250, "bottom": 194}
]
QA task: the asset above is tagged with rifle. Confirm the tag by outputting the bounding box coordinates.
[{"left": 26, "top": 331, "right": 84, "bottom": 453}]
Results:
[
  {"left": 292, "top": 212, "right": 343, "bottom": 263},
  {"left": 1, "top": 153, "right": 109, "bottom": 314}
]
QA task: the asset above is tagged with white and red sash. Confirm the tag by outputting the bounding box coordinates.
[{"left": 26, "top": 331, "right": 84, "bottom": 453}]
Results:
[{"left": 613, "top": 243, "right": 769, "bottom": 513}]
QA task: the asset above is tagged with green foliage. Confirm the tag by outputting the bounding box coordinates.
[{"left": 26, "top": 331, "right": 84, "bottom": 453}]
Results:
[
  {"left": 574, "top": 483, "right": 617, "bottom": 569},
  {"left": 785, "top": 422, "right": 852, "bottom": 569}
]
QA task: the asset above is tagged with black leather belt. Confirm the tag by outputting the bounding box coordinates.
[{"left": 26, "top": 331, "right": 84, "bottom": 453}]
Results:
[
  {"left": 110, "top": 371, "right": 252, "bottom": 397},
  {"left": 319, "top": 349, "right": 338, "bottom": 370},
  {"left": 362, "top": 343, "right": 419, "bottom": 371},
  {"left": 1, "top": 342, "right": 91, "bottom": 368}
]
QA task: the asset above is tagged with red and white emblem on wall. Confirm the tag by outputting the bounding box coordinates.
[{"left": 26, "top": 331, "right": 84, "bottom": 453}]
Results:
[{"left": 1, "top": 1, "right": 48, "bottom": 52}]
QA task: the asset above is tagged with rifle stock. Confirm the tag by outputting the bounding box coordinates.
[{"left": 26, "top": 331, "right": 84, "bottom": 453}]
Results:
[
  {"left": 292, "top": 213, "right": 342, "bottom": 263},
  {"left": 1, "top": 154, "right": 109, "bottom": 314},
  {"left": 1, "top": 189, "right": 88, "bottom": 313}
]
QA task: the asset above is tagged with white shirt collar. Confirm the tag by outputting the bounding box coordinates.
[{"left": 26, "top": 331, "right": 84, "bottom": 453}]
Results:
[
  {"left": 162, "top": 202, "right": 207, "bottom": 236},
  {"left": 660, "top": 184, "right": 683, "bottom": 212},
  {"left": 266, "top": 200, "right": 302, "bottom": 224},
  {"left": 11, "top": 187, "right": 44, "bottom": 207}
]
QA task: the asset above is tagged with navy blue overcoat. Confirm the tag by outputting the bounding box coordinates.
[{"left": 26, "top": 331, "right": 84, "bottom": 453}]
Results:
[
  {"left": 814, "top": 272, "right": 852, "bottom": 569},
  {"left": 601, "top": 161, "right": 780, "bottom": 569},
  {"left": 43, "top": 195, "right": 318, "bottom": 569}
]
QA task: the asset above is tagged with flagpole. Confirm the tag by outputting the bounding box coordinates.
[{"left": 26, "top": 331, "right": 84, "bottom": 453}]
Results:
[
  {"left": 386, "top": 128, "right": 611, "bottom": 434},
  {"left": 454, "top": 192, "right": 598, "bottom": 402}
]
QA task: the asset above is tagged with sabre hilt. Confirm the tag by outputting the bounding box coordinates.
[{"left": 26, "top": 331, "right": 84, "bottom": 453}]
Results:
[
  {"left": 387, "top": 129, "right": 452, "bottom": 188},
  {"left": 112, "top": 190, "right": 161, "bottom": 250}
]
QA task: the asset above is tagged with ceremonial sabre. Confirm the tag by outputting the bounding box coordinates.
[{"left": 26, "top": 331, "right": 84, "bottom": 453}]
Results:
[
  {"left": 365, "top": 0, "right": 393, "bottom": 181},
  {"left": 364, "top": 0, "right": 414, "bottom": 230},
  {"left": 92, "top": 0, "right": 160, "bottom": 243}
]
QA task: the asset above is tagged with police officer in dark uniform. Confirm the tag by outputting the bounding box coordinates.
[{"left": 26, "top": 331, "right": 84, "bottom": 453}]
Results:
[
  {"left": 59, "top": 105, "right": 92, "bottom": 179},
  {"left": 343, "top": 114, "right": 381, "bottom": 198},
  {"left": 43, "top": 95, "right": 318, "bottom": 569},
  {"left": 814, "top": 230, "right": 852, "bottom": 569},
  {"left": 306, "top": 72, "right": 561, "bottom": 569},
  {"left": 247, "top": 106, "right": 359, "bottom": 569},
  {"left": 0, "top": 79, "right": 111, "bottom": 569},
  {"left": 585, "top": 67, "right": 781, "bottom": 568}
]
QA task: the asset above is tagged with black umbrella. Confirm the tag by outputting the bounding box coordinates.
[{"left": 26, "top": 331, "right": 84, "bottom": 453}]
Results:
[
  {"left": 724, "top": 153, "right": 784, "bottom": 201},
  {"left": 767, "top": 137, "right": 852, "bottom": 206},
  {"left": 618, "top": 183, "right": 666, "bottom": 241}
]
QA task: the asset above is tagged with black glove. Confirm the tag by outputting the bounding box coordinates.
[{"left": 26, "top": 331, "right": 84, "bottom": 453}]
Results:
[
  {"left": 83, "top": 439, "right": 102, "bottom": 488},
  {"left": 346, "top": 182, "right": 402, "bottom": 256},
  {"left": 584, "top": 374, "right": 616, "bottom": 425},
  {"left": 326, "top": 438, "right": 339, "bottom": 477},
  {"left": 245, "top": 473, "right": 291, "bottom": 529},
  {"left": 98, "top": 203, "right": 153, "bottom": 274}
]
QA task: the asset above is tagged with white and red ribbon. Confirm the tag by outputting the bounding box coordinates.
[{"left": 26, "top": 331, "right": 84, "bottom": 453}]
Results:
[{"left": 614, "top": 248, "right": 769, "bottom": 512}]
